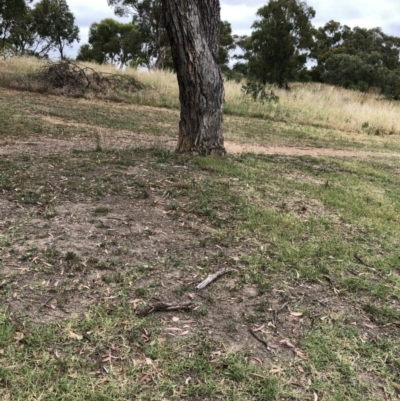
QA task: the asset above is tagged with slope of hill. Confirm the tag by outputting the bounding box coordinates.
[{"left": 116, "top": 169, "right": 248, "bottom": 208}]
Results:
[{"left": 0, "top": 61, "right": 399, "bottom": 400}]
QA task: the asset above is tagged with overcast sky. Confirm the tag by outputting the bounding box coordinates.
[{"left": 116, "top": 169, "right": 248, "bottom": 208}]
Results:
[{"left": 62, "top": 0, "right": 400, "bottom": 58}]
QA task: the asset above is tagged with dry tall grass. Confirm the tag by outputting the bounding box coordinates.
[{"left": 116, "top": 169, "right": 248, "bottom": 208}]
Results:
[
  {"left": 224, "top": 80, "right": 400, "bottom": 135},
  {"left": 0, "top": 55, "right": 44, "bottom": 74},
  {"left": 2, "top": 56, "right": 400, "bottom": 135}
]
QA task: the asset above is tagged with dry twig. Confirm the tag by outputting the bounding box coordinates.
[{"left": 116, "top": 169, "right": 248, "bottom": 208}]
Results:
[
  {"left": 39, "top": 296, "right": 54, "bottom": 310},
  {"left": 137, "top": 302, "right": 194, "bottom": 317},
  {"left": 196, "top": 268, "right": 233, "bottom": 290},
  {"left": 248, "top": 328, "right": 272, "bottom": 352}
]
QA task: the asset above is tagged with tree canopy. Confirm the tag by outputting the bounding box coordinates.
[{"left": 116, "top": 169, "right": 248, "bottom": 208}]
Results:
[
  {"left": 77, "top": 19, "right": 142, "bottom": 68},
  {"left": 229, "top": 0, "right": 400, "bottom": 98},
  {"left": 311, "top": 24, "right": 400, "bottom": 97},
  {"left": 31, "top": 0, "right": 79, "bottom": 59},
  {"left": 243, "top": 0, "right": 315, "bottom": 88},
  {"left": 0, "top": 0, "right": 30, "bottom": 49},
  {"left": 219, "top": 20, "right": 235, "bottom": 73},
  {"left": 107, "top": 0, "right": 234, "bottom": 71},
  {"left": 0, "top": 0, "right": 79, "bottom": 59},
  {"left": 107, "top": 0, "right": 167, "bottom": 69}
]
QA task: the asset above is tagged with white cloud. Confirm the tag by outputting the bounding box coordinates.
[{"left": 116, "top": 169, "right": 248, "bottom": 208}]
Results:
[
  {"left": 220, "top": 3, "right": 263, "bottom": 35},
  {"left": 221, "top": 0, "right": 400, "bottom": 37},
  {"left": 307, "top": 0, "right": 400, "bottom": 36}
]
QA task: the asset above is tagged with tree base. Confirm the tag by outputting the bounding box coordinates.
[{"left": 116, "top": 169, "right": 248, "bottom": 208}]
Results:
[{"left": 176, "top": 136, "right": 226, "bottom": 156}]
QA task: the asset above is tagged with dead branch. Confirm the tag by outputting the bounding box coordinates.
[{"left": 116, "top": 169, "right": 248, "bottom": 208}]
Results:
[
  {"left": 39, "top": 296, "right": 54, "bottom": 310},
  {"left": 137, "top": 302, "right": 194, "bottom": 317},
  {"left": 248, "top": 328, "right": 272, "bottom": 352},
  {"left": 30, "top": 60, "right": 143, "bottom": 97},
  {"left": 196, "top": 268, "right": 233, "bottom": 290}
]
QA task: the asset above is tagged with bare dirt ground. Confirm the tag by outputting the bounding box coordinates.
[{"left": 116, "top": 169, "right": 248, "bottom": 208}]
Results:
[
  {"left": 1, "top": 190, "right": 380, "bottom": 356},
  {"left": 225, "top": 142, "right": 400, "bottom": 158},
  {"left": 1, "top": 119, "right": 397, "bottom": 369},
  {"left": 1, "top": 114, "right": 400, "bottom": 158}
]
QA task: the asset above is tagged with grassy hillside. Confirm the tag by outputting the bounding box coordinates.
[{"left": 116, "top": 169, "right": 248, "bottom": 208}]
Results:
[
  {"left": 0, "top": 59, "right": 399, "bottom": 400},
  {"left": 2, "top": 56, "right": 400, "bottom": 137}
]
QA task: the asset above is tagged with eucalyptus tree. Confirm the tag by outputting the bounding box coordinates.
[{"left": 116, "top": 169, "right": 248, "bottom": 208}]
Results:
[
  {"left": 108, "top": 0, "right": 167, "bottom": 69},
  {"left": 77, "top": 19, "right": 142, "bottom": 68},
  {"left": 162, "top": 0, "right": 225, "bottom": 155},
  {"left": 32, "top": 0, "right": 79, "bottom": 59},
  {"left": 108, "top": 0, "right": 227, "bottom": 154},
  {"left": 0, "top": 0, "right": 30, "bottom": 49},
  {"left": 312, "top": 24, "right": 400, "bottom": 96},
  {"left": 245, "top": 0, "right": 315, "bottom": 88}
]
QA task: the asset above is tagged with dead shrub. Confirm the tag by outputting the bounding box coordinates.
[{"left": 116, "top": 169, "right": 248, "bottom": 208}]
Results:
[
  {"left": 31, "top": 60, "right": 143, "bottom": 97},
  {"left": 0, "top": 59, "right": 143, "bottom": 100}
]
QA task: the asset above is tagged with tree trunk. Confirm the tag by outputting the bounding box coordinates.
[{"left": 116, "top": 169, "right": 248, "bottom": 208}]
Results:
[
  {"left": 154, "top": 46, "right": 166, "bottom": 70},
  {"left": 58, "top": 38, "right": 64, "bottom": 60},
  {"left": 162, "top": 0, "right": 226, "bottom": 155}
]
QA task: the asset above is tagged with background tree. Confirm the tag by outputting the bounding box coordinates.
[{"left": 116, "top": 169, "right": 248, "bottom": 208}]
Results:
[
  {"left": 219, "top": 20, "right": 235, "bottom": 73},
  {"left": 227, "top": 34, "right": 251, "bottom": 81},
  {"left": 375, "top": 67, "right": 400, "bottom": 100},
  {"left": 310, "top": 20, "right": 351, "bottom": 81},
  {"left": 4, "top": 7, "right": 36, "bottom": 55},
  {"left": 108, "top": 0, "right": 234, "bottom": 72},
  {"left": 77, "top": 19, "right": 142, "bottom": 68},
  {"left": 162, "top": 0, "right": 225, "bottom": 155},
  {"left": 313, "top": 25, "right": 400, "bottom": 96},
  {"left": 323, "top": 54, "right": 376, "bottom": 91},
  {"left": 344, "top": 27, "right": 400, "bottom": 70},
  {"left": 31, "top": 0, "right": 79, "bottom": 59},
  {"left": 0, "top": 0, "right": 30, "bottom": 49},
  {"left": 76, "top": 43, "right": 105, "bottom": 64},
  {"left": 108, "top": 0, "right": 167, "bottom": 69},
  {"left": 244, "top": 0, "right": 315, "bottom": 88}
]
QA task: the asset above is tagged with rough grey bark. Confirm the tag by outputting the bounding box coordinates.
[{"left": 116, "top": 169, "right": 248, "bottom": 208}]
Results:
[{"left": 162, "top": 0, "right": 226, "bottom": 155}]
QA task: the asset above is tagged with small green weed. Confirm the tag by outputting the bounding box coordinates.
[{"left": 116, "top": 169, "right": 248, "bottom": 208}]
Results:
[{"left": 93, "top": 206, "right": 110, "bottom": 215}]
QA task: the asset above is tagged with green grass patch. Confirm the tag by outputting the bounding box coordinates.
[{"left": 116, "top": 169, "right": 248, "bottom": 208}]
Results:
[
  {"left": 0, "top": 308, "right": 281, "bottom": 401},
  {"left": 1, "top": 87, "right": 400, "bottom": 401}
]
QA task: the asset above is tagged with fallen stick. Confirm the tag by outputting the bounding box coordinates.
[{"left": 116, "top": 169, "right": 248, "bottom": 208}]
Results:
[
  {"left": 196, "top": 268, "right": 233, "bottom": 290},
  {"left": 137, "top": 302, "right": 194, "bottom": 317},
  {"left": 0, "top": 279, "right": 14, "bottom": 289},
  {"left": 39, "top": 296, "right": 54, "bottom": 310},
  {"left": 248, "top": 328, "right": 272, "bottom": 352}
]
